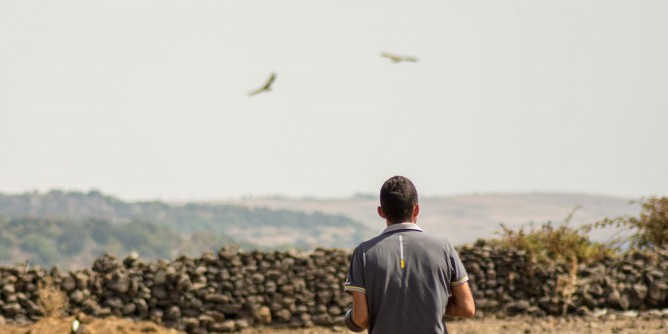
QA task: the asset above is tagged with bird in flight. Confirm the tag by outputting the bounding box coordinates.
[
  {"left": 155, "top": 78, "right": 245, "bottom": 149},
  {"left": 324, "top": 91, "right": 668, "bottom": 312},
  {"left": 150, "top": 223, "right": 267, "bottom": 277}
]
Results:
[
  {"left": 381, "top": 52, "right": 418, "bottom": 63},
  {"left": 248, "top": 72, "right": 277, "bottom": 96}
]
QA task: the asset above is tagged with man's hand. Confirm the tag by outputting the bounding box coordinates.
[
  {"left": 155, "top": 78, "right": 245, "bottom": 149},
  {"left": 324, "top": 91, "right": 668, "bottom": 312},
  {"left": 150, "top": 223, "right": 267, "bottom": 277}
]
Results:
[
  {"left": 345, "top": 309, "right": 365, "bottom": 332},
  {"left": 445, "top": 282, "right": 475, "bottom": 318}
]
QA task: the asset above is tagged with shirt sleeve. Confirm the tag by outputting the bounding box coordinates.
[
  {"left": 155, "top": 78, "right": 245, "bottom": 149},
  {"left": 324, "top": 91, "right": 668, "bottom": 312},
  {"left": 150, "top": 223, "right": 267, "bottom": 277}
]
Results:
[
  {"left": 344, "top": 246, "right": 366, "bottom": 294},
  {"left": 446, "top": 241, "right": 469, "bottom": 286}
]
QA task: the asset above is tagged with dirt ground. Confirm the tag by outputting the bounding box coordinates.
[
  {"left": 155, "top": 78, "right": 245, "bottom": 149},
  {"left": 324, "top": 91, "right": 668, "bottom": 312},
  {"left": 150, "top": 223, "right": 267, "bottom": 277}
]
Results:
[{"left": 1, "top": 314, "right": 667, "bottom": 334}]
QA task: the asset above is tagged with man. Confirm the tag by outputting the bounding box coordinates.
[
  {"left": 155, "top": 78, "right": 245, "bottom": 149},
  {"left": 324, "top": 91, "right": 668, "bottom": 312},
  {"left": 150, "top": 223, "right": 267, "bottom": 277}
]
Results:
[{"left": 344, "top": 176, "right": 475, "bottom": 333}]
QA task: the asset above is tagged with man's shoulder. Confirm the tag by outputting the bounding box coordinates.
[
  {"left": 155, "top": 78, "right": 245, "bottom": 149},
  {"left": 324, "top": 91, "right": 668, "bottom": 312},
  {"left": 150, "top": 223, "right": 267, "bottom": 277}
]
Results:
[
  {"left": 406, "top": 231, "right": 454, "bottom": 246},
  {"left": 354, "top": 230, "right": 454, "bottom": 252},
  {"left": 354, "top": 233, "right": 389, "bottom": 251}
]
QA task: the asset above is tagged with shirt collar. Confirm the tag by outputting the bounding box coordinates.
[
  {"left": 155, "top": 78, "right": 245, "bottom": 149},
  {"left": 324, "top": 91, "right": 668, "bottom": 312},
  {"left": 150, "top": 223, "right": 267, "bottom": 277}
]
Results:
[{"left": 382, "top": 222, "right": 423, "bottom": 234}]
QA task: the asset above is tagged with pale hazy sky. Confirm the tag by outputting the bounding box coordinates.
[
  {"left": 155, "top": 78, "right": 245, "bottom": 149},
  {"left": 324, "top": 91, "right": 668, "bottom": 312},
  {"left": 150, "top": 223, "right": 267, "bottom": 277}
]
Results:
[{"left": 1, "top": 1, "right": 667, "bottom": 201}]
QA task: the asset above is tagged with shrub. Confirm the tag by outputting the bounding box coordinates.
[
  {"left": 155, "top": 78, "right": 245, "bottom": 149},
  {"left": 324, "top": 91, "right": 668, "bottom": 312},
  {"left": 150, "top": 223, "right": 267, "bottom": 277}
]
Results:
[
  {"left": 585, "top": 197, "right": 668, "bottom": 249},
  {"left": 490, "top": 207, "right": 614, "bottom": 266}
]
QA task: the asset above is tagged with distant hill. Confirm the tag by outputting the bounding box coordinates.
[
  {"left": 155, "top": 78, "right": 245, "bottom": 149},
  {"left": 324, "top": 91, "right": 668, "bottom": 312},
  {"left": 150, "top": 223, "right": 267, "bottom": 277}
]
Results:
[
  {"left": 0, "top": 190, "right": 643, "bottom": 269},
  {"left": 0, "top": 217, "right": 194, "bottom": 269},
  {"left": 0, "top": 190, "right": 373, "bottom": 269},
  {"left": 218, "top": 192, "right": 642, "bottom": 244}
]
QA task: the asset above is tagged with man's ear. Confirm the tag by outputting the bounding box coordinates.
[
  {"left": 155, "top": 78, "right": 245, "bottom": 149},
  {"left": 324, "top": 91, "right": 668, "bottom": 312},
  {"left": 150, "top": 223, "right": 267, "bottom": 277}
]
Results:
[
  {"left": 377, "top": 206, "right": 386, "bottom": 219},
  {"left": 412, "top": 204, "right": 420, "bottom": 220}
]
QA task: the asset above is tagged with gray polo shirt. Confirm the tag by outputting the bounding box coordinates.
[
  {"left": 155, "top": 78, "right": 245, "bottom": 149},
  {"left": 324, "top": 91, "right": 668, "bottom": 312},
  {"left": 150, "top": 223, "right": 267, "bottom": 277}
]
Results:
[{"left": 344, "top": 223, "right": 468, "bottom": 334}]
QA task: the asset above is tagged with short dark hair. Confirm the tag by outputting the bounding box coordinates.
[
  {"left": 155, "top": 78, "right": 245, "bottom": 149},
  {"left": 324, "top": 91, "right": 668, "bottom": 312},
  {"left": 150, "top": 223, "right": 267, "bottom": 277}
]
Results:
[{"left": 380, "top": 176, "right": 418, "bottom": 224}]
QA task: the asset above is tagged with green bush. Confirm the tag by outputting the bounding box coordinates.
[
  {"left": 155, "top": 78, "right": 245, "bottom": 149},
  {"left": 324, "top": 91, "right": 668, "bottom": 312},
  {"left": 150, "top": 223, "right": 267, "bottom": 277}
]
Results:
[
  {"left": 586, "top": 197, "right": 668, "bottom": 249},
  {"left": 490, "top": 208, "right": 614, "bottom": 266}
]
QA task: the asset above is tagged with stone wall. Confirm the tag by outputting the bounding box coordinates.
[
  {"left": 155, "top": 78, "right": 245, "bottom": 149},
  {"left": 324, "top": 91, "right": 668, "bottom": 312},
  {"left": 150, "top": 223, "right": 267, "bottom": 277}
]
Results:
[
  {"left": 460, "top": 242, "right": 668, "bottom": 316},
  {"left": 1, "top": 245, "right": 667, "bottom": 333}
]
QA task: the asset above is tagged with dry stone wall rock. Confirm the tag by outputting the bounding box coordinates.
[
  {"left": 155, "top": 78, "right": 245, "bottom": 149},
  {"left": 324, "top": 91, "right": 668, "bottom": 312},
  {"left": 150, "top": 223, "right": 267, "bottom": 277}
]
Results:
[{"left": 0, "top": 245, "right": 667, "bottom": 333}]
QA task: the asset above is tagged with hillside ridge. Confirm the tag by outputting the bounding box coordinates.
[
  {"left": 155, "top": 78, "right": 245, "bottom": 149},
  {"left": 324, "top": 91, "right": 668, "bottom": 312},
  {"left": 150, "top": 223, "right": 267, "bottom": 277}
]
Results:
[{"left": 217, "top": 192, "right": 641, "bottom": 244}]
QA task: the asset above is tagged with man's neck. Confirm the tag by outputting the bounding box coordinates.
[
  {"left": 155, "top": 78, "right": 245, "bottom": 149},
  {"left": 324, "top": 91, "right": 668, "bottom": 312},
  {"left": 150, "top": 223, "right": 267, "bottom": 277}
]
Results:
[{"left": 385, "top": 221, "right": 416, "bottom": 227}]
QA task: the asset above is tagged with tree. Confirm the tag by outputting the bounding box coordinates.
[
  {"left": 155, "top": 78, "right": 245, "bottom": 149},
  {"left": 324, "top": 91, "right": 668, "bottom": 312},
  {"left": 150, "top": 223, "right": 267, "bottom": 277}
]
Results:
[
  {"left": 85, "top": 219, "right": 112, "bottom": 244},
  {"left": 20, "top": 234, "right": 60, "bottom": 265},
  {"left": 57, "top": 223, "right": 88, "bottom": 255}
]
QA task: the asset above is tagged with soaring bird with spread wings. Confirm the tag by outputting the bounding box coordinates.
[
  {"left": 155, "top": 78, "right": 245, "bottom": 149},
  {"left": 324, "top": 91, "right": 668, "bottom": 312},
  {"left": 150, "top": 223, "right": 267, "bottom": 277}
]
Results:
[
  {"left": 381, "top": 52, "right": 418, "bottom": 63},
  {"left": 248, "top": 72, "right": 276, "bottom": 96}
]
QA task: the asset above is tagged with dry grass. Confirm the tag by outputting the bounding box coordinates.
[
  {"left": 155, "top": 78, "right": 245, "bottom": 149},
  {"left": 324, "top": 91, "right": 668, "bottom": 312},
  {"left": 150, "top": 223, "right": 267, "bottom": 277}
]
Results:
[
  {"left": 36, "top": 277, "right": 68, "bottom": 318},
  {"left": 556, "top": 257, "right": 579, "bottom": 316}
]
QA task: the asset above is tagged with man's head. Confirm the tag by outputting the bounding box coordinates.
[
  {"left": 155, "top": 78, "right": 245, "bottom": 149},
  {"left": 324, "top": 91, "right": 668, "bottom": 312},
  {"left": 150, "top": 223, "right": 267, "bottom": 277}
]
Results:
[{"left": 378, "top": 176, "right": 419, "bottom": 224}]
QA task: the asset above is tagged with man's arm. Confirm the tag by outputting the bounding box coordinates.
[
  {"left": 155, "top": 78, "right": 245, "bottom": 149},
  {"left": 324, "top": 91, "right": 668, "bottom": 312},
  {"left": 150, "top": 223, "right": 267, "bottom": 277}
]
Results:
[
  {"left": 445, "top": 281, "right": 475, "bottom": 318},
  {"left": 351, "top": 291, "right": 369, "bottom": 328}
]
